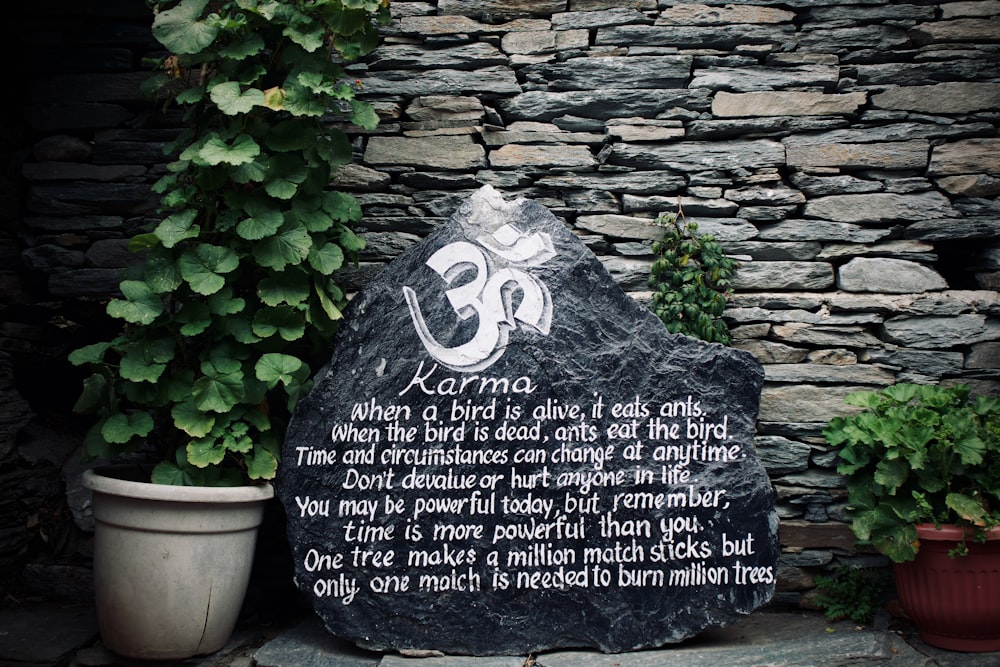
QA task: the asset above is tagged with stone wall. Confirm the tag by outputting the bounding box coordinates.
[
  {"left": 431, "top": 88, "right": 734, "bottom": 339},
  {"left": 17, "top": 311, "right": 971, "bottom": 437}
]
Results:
[
  {"left": 332, "top": 0, "right": 1000, "bottom": 605},
  {"left": 1, "top": 0, "right": 161, "bottom": 592},
  {"left": 3, "top": 0, "right": 999, "bottom": 608}
]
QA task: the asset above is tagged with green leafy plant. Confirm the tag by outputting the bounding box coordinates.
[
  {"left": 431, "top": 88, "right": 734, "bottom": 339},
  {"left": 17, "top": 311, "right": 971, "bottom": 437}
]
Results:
[
  {"left": 69, "top": 0, "right": 389, "bottom": 486},
  {"left": 647, "top": 207, "right": 738, "bottom": 345},
  {"left": 814, "top": 565, "right": 889, "bottom": 625},
  {"left": 825, "top": 383, "right": 1000, "bottom": 562}
]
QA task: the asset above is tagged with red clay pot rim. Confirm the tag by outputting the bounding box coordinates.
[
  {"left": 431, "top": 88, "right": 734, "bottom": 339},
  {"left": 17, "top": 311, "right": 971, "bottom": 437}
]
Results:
[{"left": 915, "top": 523, "right": 1000, "bottom": 541}]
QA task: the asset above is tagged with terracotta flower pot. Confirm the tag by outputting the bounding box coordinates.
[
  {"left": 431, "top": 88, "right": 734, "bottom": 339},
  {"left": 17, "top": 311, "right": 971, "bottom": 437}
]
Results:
[
  {"left": 84, "top": 468, "right": 274, "bottom": 659},
  {"left": 892, "top": 523, "right": 1000, "bottom": 652}
]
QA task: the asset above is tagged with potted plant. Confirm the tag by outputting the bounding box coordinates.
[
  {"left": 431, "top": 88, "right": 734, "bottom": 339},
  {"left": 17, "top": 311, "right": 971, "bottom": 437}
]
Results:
[
  {"left": 68, "top": 0, "right": 387, "bottom": 658},
  {"left": 824, "top": 382, "right": 1000, "bottom": 652}
]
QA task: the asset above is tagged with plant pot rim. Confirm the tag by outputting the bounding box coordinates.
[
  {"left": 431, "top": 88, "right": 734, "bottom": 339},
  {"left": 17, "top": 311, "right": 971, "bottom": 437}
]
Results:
[
  {"left": 915, "top": 522, "right": 1000, "bottom": 542},
  {"left": 83, "top": 467, "right": 274, "bottom": 503}
]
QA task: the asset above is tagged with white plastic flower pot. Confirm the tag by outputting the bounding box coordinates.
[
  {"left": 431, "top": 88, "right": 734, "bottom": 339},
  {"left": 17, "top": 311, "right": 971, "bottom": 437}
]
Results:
[{"left": 83, "top": 468, "right": 274, "bottom": 660}]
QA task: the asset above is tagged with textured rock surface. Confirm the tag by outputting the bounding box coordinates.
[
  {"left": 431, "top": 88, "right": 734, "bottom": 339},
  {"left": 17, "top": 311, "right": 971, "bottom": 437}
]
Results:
[{"left": 279, "top": 187, "right": 777, "bottom": 655}]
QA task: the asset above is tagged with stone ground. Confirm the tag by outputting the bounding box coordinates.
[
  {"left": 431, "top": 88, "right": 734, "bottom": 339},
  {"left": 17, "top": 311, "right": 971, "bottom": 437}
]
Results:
[{"left": 1, "top": 599, "right": 998, "bottom": 667}]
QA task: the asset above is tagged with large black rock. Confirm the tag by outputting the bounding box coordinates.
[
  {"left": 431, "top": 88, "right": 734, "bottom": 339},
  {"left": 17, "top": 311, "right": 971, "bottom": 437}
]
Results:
[{"left": 278, "top": 185, "right": 777, "bottom": 655}]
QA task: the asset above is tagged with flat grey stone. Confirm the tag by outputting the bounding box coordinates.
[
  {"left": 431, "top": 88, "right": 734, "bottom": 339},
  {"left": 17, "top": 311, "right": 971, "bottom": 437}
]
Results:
[
  {"left": 929, "top": 138, "right": 1000, "bottom": 176},
  {"left": 498, "top": 88, "right": 710, "bottom": 122},
  {"left": 596, "top": 24, "right": 795, "bottom": 50},
  {"left": 690, "top": 64, "right": 838, "bottom": 92},
  {"left": 360, "top": 67, "right": 521, "bottom": 97},
  {"left": 365, "top": 136, "right": 487, "bottom": 170},
  {"left": 838, "top": 257, "right": 947, "bottom": 294},
  {"left": 732, "top": 261, "right": 834, "bottom": 291},
  {"left": 536, "top": 612, "right": 888, "bottom": 667},
  {"left": 759, "top": 385, "right": 873, "bottom": 424},
  {"left": 0, "top": 603, "right": 97, "bottom": 663},
  {"left": 803, "top": 192, "right": 958, "bottom": 224},
  {"left": 523, "top": 55, "right": 691, "bottom": 90},
  {"left": 367, "top": 43, "right": 507, "bottom": 71},
  {"left": 380, "top": 656, "right": 524, "bottom": 667},
  {"left": 785, "top": 139, "right": 929, "bottom": 170},
  {"left": 754, "top": 436, "right": 812, "bottom": 475},
  {"left": 872, "top": 82, "right": 1000, "bottom": 115},
  {"left": 911, "top": 17, "right": 1000, "bottom": 45},
  {"left": 685, "top": 116, "right": 849, "bottom": 141},
  {"left": 763, "top": 363, "right": 896, "bottom": 385},
  {"left": 769, "top": 323, "right": 881, "bottom": 348},
  {"left": 656, "top": 4, "right": 794, "bottom": 24},
  {"left": 608, "top": 140, "right": 785, "bottom": 172},
  {"left": 254, "top": 617, "right": 381, "bottom": 667},
  {"left": 883, "top": 314, "right": 1000, "bottom": 349}
]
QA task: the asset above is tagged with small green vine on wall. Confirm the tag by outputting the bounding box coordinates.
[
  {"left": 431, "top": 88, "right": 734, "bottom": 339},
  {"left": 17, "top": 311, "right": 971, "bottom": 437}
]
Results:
[{"left": 647, "top": 207, "right": 738, "bottom": 345}]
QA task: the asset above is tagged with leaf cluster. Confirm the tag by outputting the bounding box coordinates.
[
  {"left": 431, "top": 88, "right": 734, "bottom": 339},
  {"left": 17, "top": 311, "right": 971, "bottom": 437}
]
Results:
[
  {"left": 70, "top": 0, "right": 388, "bottom": 485},
  {"left": 814, "top": 565, "right": 889, "bottom": 625},
  {"left": 647, "top": 209, "right": 738, "bottom": 345},
  {"left": 825, "top": 383, "right": 1000, "bottom": 562}
]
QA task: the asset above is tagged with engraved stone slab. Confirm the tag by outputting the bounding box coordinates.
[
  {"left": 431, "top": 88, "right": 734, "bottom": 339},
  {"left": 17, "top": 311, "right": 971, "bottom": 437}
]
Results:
[{"left": 278, "top": 186, "right": 777, "bottom": 655}]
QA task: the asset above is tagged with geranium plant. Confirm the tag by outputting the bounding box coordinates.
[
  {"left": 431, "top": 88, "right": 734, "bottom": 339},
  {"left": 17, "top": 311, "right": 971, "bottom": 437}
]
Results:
[
  {"left": 825, "top": 383, "right": 1000, "bottom": 562},
  {"left": 69, "top": 0, "right": 389, "bottom": 485}
]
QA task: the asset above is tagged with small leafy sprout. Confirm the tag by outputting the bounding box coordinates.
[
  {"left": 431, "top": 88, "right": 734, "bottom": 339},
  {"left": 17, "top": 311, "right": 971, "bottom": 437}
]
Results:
[
  {"left": 814, "top": 565, "right": 889, "bottom": 625},
  {"left": 647, "top": 204, "right": 738, "bottom": 345}
]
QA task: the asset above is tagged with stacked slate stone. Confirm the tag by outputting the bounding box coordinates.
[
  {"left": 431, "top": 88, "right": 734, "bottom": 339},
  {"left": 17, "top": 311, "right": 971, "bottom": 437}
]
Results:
[
  {"left": 334, "top": 0, "right": 1000, "bottom": 604},
  {"left": 6, "top": 0, "right": 1000, "bottom": 608},
  {"left": 1, "top": 1, "right": 164, "bottom": 588}
]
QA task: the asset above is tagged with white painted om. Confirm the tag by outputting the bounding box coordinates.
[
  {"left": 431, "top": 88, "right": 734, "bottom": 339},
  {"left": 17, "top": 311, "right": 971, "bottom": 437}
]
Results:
[{"left": 403, "top": 223, "right": 554, "bottom": 372}]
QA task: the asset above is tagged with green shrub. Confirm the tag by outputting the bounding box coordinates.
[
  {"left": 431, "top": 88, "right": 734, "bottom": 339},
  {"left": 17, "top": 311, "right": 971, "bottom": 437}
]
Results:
[
  {"left": 825, "top": 383, "right": 1000, "bottom": 562},
  {"left": 69, "top": 0, "right": 389, "bottom": 485}
]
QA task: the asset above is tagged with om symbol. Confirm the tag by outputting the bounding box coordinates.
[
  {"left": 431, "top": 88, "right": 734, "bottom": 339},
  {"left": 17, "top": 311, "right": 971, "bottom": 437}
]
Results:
[{"left": 402, "top": 224, "right": 554, "bottom": 372}]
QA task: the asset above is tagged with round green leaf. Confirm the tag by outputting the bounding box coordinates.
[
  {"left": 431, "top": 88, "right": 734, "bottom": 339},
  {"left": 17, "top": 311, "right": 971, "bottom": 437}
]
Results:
[
  {"left": 193, "top": 368, "right": 245, "bottom": 413},
  {"left": 219, "top": 33, "right": 265, "bottom": 59},
  {"left": 68, "top": 341, "right": 111, "bottom": 367},
  {"left": 208, "top": 287, "right": 246, "bottom": 315},
  {"left": 143, "top": 247, "right": 184, "bottom": 294},
  {"left": 252, "top": 305, "right": 306, "bottom": 341},
  {"left": 107, "top": 280, "right": 164, "bottom": 325},
  {"left": 252, "top": 222, "right": 312, "bottom": 270},
  {"left": 258, "top": 270, "right": 310, "bottom": 306},
  {"left": 151, "top": 0, "right": 220, "bottom": 55},
  {"left": 179, "top": 244, "right": 239, "bottom": 295},
  {"left": 324, "top": 191, "right": 362, "bottom": 223},
  {"left": 177, "top": 301, "right": 212, "bottom": 335},
  {"left": 350, "top": 99, "right": 379, "bottom": 131},
  {"left": 266, "top": 119, "right": 318, "bottom": 151},
  {"left": 308, "top": 241, "right": 345, "bottom": 275},
  {"left": 237, "top": 213, "right": 284, "bottom": 240},
  {"left": 283, "top": 23, "right": 325, "bottom": 52},
  {"left": 197, "top": 134, "right": 261, "bottom": 166},
  {"left": 316, "top": 132, "right": 354, "bottom": 168},
  {"left": 154, "top": 209, "right": 200, "bottom": 248},
  {"left": 210, "top": 81, "right": 266, "bottom": 115},
  {"left": 101, "top": 411, "right": 154, "bottom": 445},
  {"left": 172, "top": 398, "right": 215, "bottom": 438},
  {"left": 246, "top": 443, "right": 279, "bottom": 480},
  {"left": 264, "top": 154, "right": 309, "bottom": 199},
  {"left": 187, "top": 436, "right": 227, "bottom": 467},
  {"left": 256, "top": 353, "right": 306, "bottom": 388}
]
